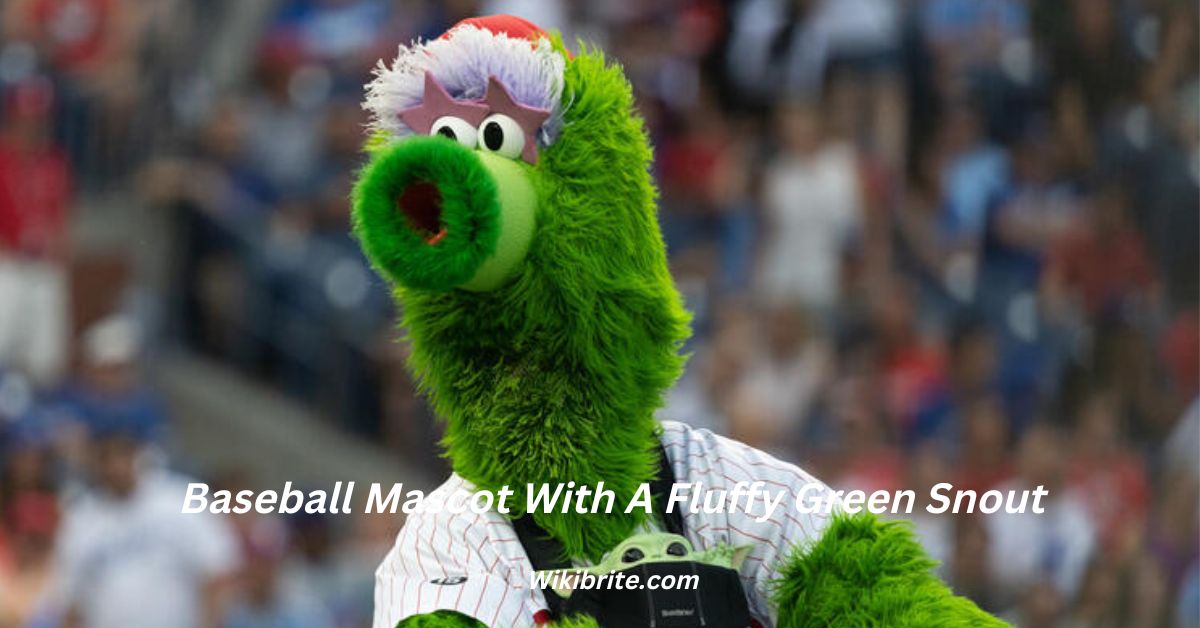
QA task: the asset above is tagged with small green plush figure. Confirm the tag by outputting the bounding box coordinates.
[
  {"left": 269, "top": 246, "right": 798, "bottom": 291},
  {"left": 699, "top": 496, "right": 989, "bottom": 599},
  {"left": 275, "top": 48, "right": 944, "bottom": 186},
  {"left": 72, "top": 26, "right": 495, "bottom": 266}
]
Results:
[
  {"left": 354, "top": 15, "right": 1006, "bottom": 628},
  {"left": 536, "top": 533, "right": 754, "bottom": 599}
]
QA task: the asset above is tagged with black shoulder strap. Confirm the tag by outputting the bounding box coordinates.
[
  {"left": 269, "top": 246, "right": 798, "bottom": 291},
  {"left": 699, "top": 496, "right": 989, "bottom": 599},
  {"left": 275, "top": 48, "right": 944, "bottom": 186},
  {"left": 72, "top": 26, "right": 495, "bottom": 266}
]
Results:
[
  {"left": 514, "top": 443, "right": 682, "bottom": 616},
  {"left": 649, "top": 442, "right": 684, "bottom": 535}
]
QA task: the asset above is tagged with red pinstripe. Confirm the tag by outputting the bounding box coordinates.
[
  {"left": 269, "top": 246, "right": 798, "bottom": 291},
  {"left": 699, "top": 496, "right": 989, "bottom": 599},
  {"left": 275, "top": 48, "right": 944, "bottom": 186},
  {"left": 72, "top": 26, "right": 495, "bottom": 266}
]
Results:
[
  {"left": 413, "top": 515, "right": 428, "bottom": 611},
  {"left": 452, "top": 513, "right": 480, "bottom": 611},
  {"left": 385, "top": 546, "right": 396, "bottom": 618},
  {"left": 491, "top": 581, "right": 511, "bottom": 626},
  {"left": 431, "top": 525, "right": 448, "bottom": 608},
  {"left": 471, "top": 548, "right": 493, "bottom": 619},
  {"left": 728, "top": 522, "right": 782, "bottom": 553},
  {"left": 394, "top": 521, "right": 414, "bottom": 617}
]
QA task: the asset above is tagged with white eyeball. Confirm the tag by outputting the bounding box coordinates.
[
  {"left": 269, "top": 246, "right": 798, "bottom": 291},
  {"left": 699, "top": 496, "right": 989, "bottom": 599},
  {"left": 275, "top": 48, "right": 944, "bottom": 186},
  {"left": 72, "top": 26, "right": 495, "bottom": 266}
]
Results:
[
  {"left": 477, "top": 113, "right": 525, "bottom": 159},
  {"left": 430, "top": 116, "right": 478, "bottom": 148}
]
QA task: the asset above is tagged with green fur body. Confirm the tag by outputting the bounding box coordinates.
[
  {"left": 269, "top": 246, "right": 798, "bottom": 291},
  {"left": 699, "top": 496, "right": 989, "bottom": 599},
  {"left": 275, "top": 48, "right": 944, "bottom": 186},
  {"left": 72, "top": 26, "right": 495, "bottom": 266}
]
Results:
[{"left": 357, "top": 35, "right": 1002, "bottom": 628}]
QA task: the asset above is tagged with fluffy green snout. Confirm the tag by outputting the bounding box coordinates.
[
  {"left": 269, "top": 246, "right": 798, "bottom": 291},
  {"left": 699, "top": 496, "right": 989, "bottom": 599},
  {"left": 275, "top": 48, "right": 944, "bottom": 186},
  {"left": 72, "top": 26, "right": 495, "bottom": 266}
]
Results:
[{"left": 352, "top": 135, "right": 536, "bottom": 292}]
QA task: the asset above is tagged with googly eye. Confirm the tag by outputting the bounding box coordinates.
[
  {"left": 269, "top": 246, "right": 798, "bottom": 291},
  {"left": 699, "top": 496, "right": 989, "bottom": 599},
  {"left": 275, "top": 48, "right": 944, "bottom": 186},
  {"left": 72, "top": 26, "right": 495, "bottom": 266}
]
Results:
[
  {"left": 666, "top": 542, "right": 688, "bottom": 557},
  {"left": 621, "top": 547, "right": 644, "bottom": 564},
  {"left": 477, "top": 113, "right": 525, "bottom": 160},
  {"left": 430, "top": 116, "right": 478, "bottom": 148}
]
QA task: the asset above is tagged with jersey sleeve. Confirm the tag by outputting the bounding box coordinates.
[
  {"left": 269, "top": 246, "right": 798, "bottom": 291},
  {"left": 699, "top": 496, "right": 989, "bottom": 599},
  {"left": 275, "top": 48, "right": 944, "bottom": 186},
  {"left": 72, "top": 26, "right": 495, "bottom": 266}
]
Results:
[
  {"left": 373, "top": 488, "right": 539, "bottom": 628},
  {"left": 659, "top": 421, "right": 839, "bottom": 626}
]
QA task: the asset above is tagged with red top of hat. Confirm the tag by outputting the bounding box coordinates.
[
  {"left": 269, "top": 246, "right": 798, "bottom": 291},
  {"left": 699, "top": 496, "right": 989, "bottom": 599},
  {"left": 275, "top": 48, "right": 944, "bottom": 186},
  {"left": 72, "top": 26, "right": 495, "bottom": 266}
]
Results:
[{"left": 441, "top": 14, "right": 548, "bottom": 43}]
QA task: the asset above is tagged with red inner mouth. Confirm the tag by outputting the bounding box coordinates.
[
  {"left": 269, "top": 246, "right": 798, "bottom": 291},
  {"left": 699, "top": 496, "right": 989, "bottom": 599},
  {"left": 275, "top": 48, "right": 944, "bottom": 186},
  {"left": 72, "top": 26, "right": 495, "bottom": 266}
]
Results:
[{"left": 397, "top": 180, "right": 447, "bottom": 245}]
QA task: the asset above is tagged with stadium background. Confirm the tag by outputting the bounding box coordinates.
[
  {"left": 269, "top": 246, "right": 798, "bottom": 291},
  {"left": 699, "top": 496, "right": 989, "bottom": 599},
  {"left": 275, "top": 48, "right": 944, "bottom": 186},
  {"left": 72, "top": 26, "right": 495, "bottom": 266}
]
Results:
[{"left": 0, "top": 0, "right": 1196, "bottom": 626}]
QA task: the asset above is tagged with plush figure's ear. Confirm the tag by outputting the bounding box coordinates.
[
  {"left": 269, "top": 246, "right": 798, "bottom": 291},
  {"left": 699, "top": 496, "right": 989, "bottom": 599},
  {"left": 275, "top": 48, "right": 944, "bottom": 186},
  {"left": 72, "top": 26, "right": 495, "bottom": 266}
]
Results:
[
  {"left": 773, "top": 512, "right": 1009, "bottom": 627},
  {"left": 731, "top": 544, "right": 754, "bottom": 570}
]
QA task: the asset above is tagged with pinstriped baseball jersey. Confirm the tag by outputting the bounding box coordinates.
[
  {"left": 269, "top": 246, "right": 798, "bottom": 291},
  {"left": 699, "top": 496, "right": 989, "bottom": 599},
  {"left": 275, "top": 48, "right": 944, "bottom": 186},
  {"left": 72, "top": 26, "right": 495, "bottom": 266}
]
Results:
[{"left": 373, "top": 420, "right": 837, "bottom": 627}]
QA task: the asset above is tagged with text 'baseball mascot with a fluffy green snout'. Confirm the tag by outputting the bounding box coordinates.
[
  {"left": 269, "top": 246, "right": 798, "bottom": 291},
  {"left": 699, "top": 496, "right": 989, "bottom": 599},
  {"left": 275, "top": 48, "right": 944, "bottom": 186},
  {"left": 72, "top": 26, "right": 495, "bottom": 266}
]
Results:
[{"left": 354, "top": 14, "right": 1005, "bottom": 628}]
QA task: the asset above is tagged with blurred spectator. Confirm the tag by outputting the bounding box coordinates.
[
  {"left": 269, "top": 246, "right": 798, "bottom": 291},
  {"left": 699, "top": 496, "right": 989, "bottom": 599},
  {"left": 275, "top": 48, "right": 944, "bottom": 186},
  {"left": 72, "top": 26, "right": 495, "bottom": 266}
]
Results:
[
  {"left": 241, "top": 35, "right": 327, "bottom": 197},
  {"left": 2, "top": 0, "right": 120, "bottom": 78},
  {"left": 934, "top": 101, "right": 1009, "bottom": 300},
  {"left": 725, "top": 0, "right": 899, "bottom": 102},
  {"left": 657, "top": 93, "right": 756, "bottom": 290},
  {"left": 826, "top": 372, "right": 903, "bottom": 494},
  {"left": 920, "top": 0, "right": 1030, "bottom": 72},
  {"left": 755, "top": 98, "right": 863, "bottom": 312},
  {"left": 1165, "top": 398, "right": 1199, "bottom": 483},
  {"left": 1067, "top": 390, "right": 1149, "bottom": 557},
  {"left": 1144, "top": 471, "right": 1200, "bottom": 610},
  {"left": 0, "top": 492, "right": 60, "bottom": 627},
  {"left": 271, "top": 0, "right": 405, "bottom": 83},
  {"left": 954, "top": 395, "right": 1012, "bottom": 493},
  {"left": 1179, "top": 564, "right": 1200, "bottom": 628},
  {"left": 727, "top": 304, "right": 831, "bottom": 451},
  {"left": 871, "top": 279, "right": 947, "bottom": 440},
  {"left": 903, "top": 442, "right": 954, "bottom": 574},
  {"left": 986, "top": 424, "right": 1095, "bottom": 607},
  {"left": 908, "top": 315, "right": 998, "bottom": 443},
  {"left": 0, "top": 405, "right": 61, "bottom": 627},
  {"left": 0, "top": 77, "right": 71, "bottom": 385},
  {"left": 1034, "top": 0, "right": 1141, "bottom": 132},
  {"left": 1161, "top": 310, "right": 1199, "bottom": 402},
  {"left": 55, "top": 428, "right": 239, "bottom": 628},
  {"left": 326, "top": 512, "right": 399, "bottom": 628},
  {"left": 666, "top": 300, "right": 756, "bottom": 434},
  {"left": 278, "top": 512, "right": 338, "bottom": 619},
  {"left": 1044, "top": 183, "right": 1157, "bottom": 319},
  {"left": 979, "top": 120, "right": 1080, "bottom": 321},
  {"left": 1013, "top": 578, "right": 1068, "bottom": 628},
  {"left": 1068, "top": 555, "right": 1125, "bottom": 628},
  {"left": 894, "top": 142, "right": 957, "bottom": 317},
  {"left": 950, "top": 514, "right": 996, "bottom": 611},
  {"left": 56, "top": 315, "right": 170, "bottom": 445},
  {"left": 2, "top": 0, "right": 152, "bottom": 187},
  {"left": 224, "top": 516, "right": 333, "bottom": 628}
]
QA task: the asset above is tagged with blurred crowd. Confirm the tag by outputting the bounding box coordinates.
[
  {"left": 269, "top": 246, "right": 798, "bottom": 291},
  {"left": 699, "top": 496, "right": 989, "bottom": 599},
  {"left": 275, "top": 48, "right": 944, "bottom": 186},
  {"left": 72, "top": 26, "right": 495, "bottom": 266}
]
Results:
[{"left": 0, "top": 0, "right": 1197, "bottom": 627}]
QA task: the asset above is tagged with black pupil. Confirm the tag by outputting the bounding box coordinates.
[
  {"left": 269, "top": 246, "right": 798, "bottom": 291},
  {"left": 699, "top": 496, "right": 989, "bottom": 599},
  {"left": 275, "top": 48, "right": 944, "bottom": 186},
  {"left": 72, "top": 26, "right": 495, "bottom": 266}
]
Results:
[
  {"left": 667, "top": 542, "right": 687, "bottom": 557},
  {"left": 483, "top": 121, "right": 504, "bottom": 150},
  {"left": 621, "top": 548, "right": 644, "bottom": 563},
  {"left": 436, "top": 126, "right": 457, "bottom": 140}
]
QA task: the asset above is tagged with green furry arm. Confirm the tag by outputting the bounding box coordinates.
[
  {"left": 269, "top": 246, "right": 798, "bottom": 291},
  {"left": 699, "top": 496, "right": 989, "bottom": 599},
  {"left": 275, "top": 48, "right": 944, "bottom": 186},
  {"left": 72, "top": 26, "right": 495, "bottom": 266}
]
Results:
[
  {"left": 773, "top": 513, "right": 1008, "bottom": 627},
  {"left": 395, "top": 610, "right": 485, "bottom": 628}
]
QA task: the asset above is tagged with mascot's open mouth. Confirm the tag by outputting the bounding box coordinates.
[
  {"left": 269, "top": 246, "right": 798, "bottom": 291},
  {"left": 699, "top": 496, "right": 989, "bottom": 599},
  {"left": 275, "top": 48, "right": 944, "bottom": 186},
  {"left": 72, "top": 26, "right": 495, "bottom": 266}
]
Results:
[
  {"left": 397, "top": 180, "right": 447, "bottom": 245},
  {"left": 355, "top": 136, "right": 537, "bottom": 292}
]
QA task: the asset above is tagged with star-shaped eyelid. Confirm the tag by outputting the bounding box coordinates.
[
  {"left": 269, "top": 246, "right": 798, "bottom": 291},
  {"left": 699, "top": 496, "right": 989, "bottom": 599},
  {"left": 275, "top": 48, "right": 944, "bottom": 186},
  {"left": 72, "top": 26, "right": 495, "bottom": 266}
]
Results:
[
  {"left": 397, "top": 72, "right": 552, "bottom": 164},
  {"left": 398, "top": 72, "right": 489, "bottom": 135},
  {"left": 482, "top": 75, "right": 550, "bottom": 164}
]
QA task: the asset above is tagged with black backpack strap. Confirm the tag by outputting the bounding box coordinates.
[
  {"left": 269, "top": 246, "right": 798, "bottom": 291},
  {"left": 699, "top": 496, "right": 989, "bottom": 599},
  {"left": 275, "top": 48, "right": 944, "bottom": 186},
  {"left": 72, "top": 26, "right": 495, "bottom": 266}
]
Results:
[
  {"left": 514, "top": 443, "right": 682, "bottom": 617},
  {"left": 649, "top": 442, "right": 683, "bottom": 535},
  {"left": 513, "top": 509, "right": 570, "bottom": 617},
  {"left": 512, "top": 510, "right": 573, "bottom": 617}
]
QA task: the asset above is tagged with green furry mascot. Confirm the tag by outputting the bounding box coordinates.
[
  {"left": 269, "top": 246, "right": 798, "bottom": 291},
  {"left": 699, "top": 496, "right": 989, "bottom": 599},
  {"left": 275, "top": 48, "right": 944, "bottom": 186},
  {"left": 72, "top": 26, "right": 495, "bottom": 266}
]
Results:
[{"left": 354, "top": 15, "right": 1004, "bottom": 628}]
